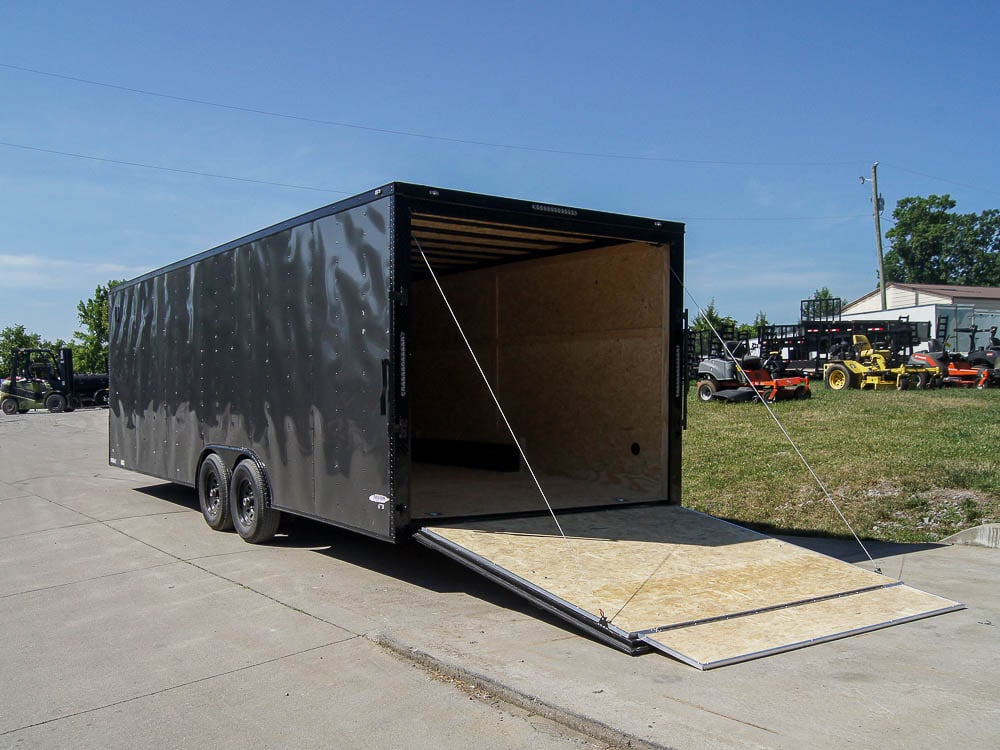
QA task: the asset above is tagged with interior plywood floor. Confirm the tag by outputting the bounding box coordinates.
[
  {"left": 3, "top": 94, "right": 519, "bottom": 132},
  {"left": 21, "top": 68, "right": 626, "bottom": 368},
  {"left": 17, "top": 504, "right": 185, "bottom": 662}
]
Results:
[
  {"left": 417, "top": 505, "right": 963, "bottom": 669},
  {"left": 408, "top": 462, "right": 663, "bottom": 519}
]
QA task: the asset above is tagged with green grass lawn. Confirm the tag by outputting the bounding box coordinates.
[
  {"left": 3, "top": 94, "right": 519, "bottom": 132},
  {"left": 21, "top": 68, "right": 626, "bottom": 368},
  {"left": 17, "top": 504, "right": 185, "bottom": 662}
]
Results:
[{"left": 681, "top": 383, "right": 1000, "bottom": 543}]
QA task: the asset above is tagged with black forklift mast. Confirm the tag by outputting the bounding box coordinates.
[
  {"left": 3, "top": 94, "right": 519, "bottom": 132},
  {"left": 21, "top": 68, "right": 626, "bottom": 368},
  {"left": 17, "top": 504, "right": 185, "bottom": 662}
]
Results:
[{"left": 58, "top": 348, "right": 75, "bottom": 398}]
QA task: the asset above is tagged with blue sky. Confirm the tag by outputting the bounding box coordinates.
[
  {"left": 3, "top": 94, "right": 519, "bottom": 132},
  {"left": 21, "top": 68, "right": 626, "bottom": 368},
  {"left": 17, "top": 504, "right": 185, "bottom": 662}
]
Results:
[{"left": 3, "top": 1, "right": 999, "bottom": 341}]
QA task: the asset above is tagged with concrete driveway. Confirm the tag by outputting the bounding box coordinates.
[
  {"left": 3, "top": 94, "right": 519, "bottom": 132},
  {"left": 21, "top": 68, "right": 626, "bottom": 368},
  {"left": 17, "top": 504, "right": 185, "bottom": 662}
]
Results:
[{"left": 1, "top": 409, "right": 996, "bottom": 749}]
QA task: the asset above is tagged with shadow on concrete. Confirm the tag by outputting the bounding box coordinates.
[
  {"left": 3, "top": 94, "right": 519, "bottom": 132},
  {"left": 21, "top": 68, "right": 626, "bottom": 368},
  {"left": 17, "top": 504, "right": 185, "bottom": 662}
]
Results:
[
  {"left": 134, "top": 483, "right": 199, "bottom": 508},
  {"left": 717, "top": 516, "right": 945, "bottom": 563},
  {"left": 305, "top": 521, "right": 556, "bottom": 621},
  {"left": 128, "top": 487, "right": 558, "bottom": 626},
  {"left": 776, "top": 533, "right": 944, "bottom": 564},
  {"left": 264, "top": 518, "right": 580, "bottom": 636}
]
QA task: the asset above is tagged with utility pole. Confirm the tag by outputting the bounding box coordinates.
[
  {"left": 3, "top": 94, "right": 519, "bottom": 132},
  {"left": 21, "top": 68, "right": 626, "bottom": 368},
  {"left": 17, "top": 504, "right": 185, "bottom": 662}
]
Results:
[{"left": 871, "top": 162, "right": 887, "bottom": 310}]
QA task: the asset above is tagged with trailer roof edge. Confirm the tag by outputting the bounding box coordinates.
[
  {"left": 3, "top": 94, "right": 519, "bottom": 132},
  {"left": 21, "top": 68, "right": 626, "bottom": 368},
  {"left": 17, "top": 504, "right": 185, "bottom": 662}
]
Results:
[{"left": 113, "top": 182, "right": 685, "bottom": 292}]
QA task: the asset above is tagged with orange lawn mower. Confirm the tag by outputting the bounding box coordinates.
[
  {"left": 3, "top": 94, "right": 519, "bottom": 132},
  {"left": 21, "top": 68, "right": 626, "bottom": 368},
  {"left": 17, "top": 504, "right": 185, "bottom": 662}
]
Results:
[{"left": 696, "top": 341, "right": 811, "bottom": 403}]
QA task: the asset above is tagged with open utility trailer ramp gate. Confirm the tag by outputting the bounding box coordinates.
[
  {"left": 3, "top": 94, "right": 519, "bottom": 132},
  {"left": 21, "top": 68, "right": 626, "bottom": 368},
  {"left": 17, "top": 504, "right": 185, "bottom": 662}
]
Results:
[
  {"left": 109, "top": 182, "right": 962, "bottom": 670},
  {"left": 415, "top": 506, "right": 962, "bottom": 669}
]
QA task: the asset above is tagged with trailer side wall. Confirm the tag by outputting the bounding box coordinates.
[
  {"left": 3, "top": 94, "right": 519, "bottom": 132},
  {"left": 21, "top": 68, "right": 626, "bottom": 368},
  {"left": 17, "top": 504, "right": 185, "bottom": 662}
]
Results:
[{"left": 109, "top": 197, "right": 397, "bottom": 539}]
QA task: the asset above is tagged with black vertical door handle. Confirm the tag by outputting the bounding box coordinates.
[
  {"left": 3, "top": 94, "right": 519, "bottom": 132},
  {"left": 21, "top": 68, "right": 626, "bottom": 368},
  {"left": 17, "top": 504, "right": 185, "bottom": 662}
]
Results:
[{"left": 379, "top": 359, "right": 390, "bottom": 415}]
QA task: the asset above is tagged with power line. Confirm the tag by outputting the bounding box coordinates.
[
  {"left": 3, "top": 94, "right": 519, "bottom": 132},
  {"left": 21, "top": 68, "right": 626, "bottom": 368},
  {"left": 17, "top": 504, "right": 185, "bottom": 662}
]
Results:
[
  {"left": 674, "top": 214, "right": 868, "bottom": 222},
  {"left": 1, "top": 61, "right": 857, "bottom": 168},
  {"left": 883, "top": 163, "right": 1000, "bottom": 198},
  {"left": 1, "top": 139, "right": 874, "bottom": 222},
  {"left": 0, "top": 140, "right": 349, "bottom": 194}
]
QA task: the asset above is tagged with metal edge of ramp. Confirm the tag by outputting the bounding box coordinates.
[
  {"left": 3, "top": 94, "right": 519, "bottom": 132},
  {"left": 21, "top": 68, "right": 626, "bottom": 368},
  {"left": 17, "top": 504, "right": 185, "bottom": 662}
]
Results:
[
  {"left": 641, "top": 583, "right": 965, "bottom": 670},
  {"left": 413, "top": 527, "right": 649, "bottom": 654}
]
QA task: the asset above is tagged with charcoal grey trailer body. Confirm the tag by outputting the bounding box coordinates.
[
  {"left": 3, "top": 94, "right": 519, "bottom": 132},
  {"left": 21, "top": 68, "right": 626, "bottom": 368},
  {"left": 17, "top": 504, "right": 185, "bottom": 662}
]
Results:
[
  {"left": 110, "top": 182, "right": 685, "bottom": 541},
  {"left": 109, "top": 183, "right": 959, "bottom": 668}
]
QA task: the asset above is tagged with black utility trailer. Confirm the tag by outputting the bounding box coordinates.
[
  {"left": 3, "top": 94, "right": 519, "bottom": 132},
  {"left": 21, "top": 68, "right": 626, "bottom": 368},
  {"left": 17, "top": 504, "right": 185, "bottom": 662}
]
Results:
[
  {"left": 109, "top": 183, "right": 958, "bottom": 669},
  {"left": 758, "top": 319, "right": 930, "bottom": 377}
]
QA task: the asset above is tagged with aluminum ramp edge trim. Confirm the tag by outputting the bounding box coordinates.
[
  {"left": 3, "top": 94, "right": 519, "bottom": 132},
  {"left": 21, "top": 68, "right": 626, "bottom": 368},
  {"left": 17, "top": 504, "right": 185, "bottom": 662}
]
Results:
[
  {"left": 414, "top": 527, "right": 645, "bottom": 654},
  {"left": 642, "top": 600, "right": 966, "bottom": 670}
]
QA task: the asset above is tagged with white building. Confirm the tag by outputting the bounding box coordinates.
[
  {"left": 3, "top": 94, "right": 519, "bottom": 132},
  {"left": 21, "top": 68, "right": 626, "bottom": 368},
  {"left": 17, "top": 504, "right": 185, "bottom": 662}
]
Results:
[{"left": 842, "top": 283, "right": 1000, "bottom": 350}]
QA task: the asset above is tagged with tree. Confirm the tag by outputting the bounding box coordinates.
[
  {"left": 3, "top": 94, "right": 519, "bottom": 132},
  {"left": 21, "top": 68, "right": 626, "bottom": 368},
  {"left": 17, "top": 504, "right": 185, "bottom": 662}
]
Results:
[
  {"left": 883, "top": 195, "right": 1000, "bottom": 286},
  {"left": 0, "top": 326, "right": 69, "bottom": 371},
  {"left": 0, "top": 325, "right": 42, "bottom": 372},
  {"left": 74, "top": 280, "right": 124, "bottom": 373},
  {"left": 691, "top": 299, "right": 738, "bottom": 336}
]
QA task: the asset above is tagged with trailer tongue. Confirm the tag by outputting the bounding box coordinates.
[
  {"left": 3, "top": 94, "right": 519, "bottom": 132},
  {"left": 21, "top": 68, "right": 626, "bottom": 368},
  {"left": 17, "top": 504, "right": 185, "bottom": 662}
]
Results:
[{"left": 416, "top": 505, "right": 961, "bottom": 669}]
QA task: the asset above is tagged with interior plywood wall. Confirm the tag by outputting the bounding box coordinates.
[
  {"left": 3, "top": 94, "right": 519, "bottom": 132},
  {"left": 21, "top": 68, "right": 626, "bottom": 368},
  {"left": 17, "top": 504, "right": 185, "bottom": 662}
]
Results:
[{"left": 411, "top": 241, "right": 669, "bottom": 496}]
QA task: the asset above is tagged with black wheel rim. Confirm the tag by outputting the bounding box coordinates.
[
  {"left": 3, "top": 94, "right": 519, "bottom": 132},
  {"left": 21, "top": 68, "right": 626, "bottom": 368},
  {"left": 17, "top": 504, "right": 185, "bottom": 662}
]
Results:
[
  {"left": 205, "top": 473, "right": 221, "bottom": 517},
  {"left": 237, "top": 477, "right": 255, "bottom": 526}
]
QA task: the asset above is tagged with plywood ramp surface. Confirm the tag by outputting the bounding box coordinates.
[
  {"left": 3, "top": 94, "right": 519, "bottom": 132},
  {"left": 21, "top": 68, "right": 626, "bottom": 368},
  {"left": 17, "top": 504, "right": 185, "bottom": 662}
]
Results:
[
  {"left": 419, "top": 506, "right": 962, "bottom": 669},
  {"left": 644, "top": 584, "right": 960, "bottom": 669}
]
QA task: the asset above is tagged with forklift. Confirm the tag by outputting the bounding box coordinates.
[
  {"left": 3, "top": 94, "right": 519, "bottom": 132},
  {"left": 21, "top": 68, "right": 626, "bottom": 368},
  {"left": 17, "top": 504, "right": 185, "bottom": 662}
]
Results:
[{"left": 1, "top": 348, "right": 78, "bottom": 414}]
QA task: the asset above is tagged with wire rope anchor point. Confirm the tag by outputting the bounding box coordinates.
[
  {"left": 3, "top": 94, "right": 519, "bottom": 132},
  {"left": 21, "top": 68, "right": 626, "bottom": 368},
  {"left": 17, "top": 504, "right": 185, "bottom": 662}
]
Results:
[{"left": 598, "top": 609, "right": 609, "bottom": 628}]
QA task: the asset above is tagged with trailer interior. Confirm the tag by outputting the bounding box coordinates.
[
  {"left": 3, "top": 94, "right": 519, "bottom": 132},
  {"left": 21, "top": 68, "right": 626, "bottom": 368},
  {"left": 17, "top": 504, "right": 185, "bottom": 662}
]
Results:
[{"left": 406, "top": 207, "right": 674, "bottom": 521}]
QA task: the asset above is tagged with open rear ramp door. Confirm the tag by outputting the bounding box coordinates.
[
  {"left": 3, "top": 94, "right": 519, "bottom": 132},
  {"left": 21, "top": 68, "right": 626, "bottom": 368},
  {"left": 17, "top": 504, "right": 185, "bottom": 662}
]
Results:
[{"left": 414, "top": 506, "right": 962, "bottom": 669}]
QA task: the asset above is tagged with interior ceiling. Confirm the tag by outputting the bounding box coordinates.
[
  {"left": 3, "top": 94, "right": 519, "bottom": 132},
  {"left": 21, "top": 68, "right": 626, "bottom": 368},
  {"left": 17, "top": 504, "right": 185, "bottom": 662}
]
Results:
[{"left": 410, "top": 212, "right": 621, "bottom": 278}]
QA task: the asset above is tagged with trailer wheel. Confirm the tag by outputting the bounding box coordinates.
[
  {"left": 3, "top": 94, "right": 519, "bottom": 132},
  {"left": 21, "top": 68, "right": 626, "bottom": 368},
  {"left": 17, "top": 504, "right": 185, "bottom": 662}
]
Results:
[
  {"left": 230, "top": 461, "right": 281, "bottom": 544},
  {"left": 696, "top": 380, "right": 717, "bottom": 402},
  {"left": 824, "top": 364, "right": 853, "bottom": 391},
  {"left": 45, "top": 393, "right": 67, "bottom": 413},
  {"left": 198, "top": 454, "right": 233, "bottom": 531},
  {"left": 1, "top": 398, "right": 18, "bottom": 415}
]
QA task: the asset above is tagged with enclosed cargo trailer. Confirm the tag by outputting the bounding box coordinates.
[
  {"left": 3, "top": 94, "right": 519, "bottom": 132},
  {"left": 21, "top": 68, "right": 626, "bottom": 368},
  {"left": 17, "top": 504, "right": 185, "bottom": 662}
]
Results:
[{"left": 110, "top": 183, "right": 960, "bottom": 668}]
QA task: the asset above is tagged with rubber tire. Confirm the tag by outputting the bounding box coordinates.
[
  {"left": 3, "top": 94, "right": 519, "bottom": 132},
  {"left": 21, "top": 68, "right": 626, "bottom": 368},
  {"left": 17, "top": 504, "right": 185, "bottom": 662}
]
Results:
[
  {"left": 1, "top": 398, "right": 18, "bottom": 415},
  {"left": 795, "top": 386, "right": 811, "bottom": 400},
  {"left": 198, "top": 454, "right": 233, "bottom": 531},
  {"left": 914, "top": 372, "right": 929, "bottom": 390},
  {"left": 897, "top": 375, "right": 910, "bottom": 391},
  {"left": 93, "top": 389, "right": 109, "bottom": 407},
  {"left": 696, "top": 380, "right": 717, "bottom": 402},
  {"left": 824, "top": 364, "right": 853, "bottom": 391},
  {"left": 45, "top": 393, "right": 67, "bottom": 413},
  {"left": 229, "top": 461, "right": 280, "bottom": 544}
]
